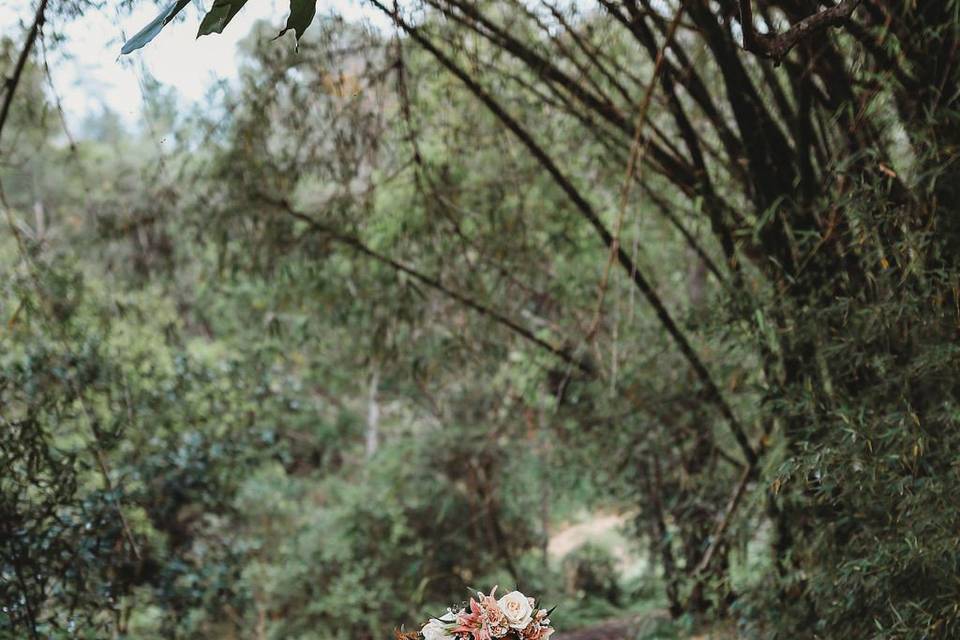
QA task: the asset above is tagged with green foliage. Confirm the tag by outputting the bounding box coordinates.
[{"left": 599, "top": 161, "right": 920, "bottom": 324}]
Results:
[
  {"left": 119, "top": 0, "right": 190, "bottom": 55},
  {"left": 232, "top": 433, "right": 540, "bottom": 640},
  {"left": 0, "top": 248, "right": 286, "bottom": 636},
  {"left": 197, "top": 0, "right": 249, "bottom": 37},
  {"left": 738, "top": 192, "right": 960, "bottom": 638},
  {"left": 120, "top": 0, "right": 318, "bottom": 55},
  {"left": 562, "top": 544, "right": 621, "bottom": 607},
  {"left": 278, "top": 0, "right": 318, "bottom": 44}
]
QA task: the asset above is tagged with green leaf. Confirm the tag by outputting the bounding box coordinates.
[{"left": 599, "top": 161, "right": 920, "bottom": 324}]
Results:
[
  {"left": 277, "top": 0, "right": 317, "bottom": 46},
  {"left": 120, "top": 0, "right": 191, "bottom": 55},
  {"left": 197, "top": 0, "right": 249, "bottom": 37}
]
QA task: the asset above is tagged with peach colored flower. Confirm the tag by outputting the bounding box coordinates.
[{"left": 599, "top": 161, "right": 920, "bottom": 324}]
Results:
[{"left": 454, "top": 587, "right": 510, "bottom": 640}]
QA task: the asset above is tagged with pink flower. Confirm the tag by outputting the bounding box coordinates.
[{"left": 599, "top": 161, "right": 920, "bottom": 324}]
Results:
[
  {"left": 455, "top": 597, "right": 490, "bottom": 640},
  {"left": 454, "top": 587, "right": 510, "bottom": 640}
]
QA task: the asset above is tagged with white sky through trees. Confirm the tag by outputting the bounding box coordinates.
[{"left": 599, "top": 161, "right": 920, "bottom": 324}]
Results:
[{"left": 0, "top": 0, "right": 388, "bottom": 133}]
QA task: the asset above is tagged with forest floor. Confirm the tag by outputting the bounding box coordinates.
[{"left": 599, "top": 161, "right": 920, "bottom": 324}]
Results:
[
  {"left": 555, "top": 615, "right": 737, "bottom": 640},
  {"left": 553, "top": 614, "right": 667, "bottom": 640}
]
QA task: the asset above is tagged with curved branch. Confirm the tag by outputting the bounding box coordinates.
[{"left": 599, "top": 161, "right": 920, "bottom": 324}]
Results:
[
  {"left": 266, "top": 196, "right": 594, "bottom": 375},
  {"left": 367, "top": 0, "right": 757, "bottom": 466},
  {"left": 739, "top": 0, "right": 864, "bottom": 63}
]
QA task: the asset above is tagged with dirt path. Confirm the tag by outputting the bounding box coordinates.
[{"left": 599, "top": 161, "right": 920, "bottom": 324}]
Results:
[
  {"left": 547, "top": 513, "right": 630, "bottom": 559},
  {"left": 553, "top": 612, "right": 671, "bottom": 640},
  {"left": 547, "top": 513, "right": 670, "bottom": 639}
]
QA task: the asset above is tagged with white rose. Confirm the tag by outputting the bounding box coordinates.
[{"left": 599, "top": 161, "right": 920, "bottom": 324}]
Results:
[
  {"left": 421, "top": 612, "right": 456, "bottom": 640},
  {"left": 497, "top": 590, "right": 534, "bottom": 629}
]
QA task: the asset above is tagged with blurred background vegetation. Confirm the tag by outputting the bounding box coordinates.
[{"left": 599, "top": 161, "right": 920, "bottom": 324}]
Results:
[{"left": 2, "top": 1, "right": 959, "bottom": 639}]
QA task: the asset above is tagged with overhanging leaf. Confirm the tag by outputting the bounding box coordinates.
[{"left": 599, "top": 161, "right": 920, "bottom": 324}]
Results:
[
  {"left": 197, "top": 0, "right": 249, "bottom": 37},
  {"left": 120, "top": 0, "right": 191, "bottom": 55},
  {"left": 277, "top": 0, "right": 317, "bottom": 46}
]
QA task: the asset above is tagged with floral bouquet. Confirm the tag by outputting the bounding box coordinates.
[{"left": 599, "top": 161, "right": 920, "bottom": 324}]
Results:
[{"left": 400, "top": 587, "right": 555, "bottom": 640}]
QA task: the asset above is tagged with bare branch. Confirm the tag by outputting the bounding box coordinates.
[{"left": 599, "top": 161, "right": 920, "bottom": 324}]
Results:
[
  {"left": 739, "top": 0, "right": 864, "bottom": 63},
  {"left": 690, "top": 463, "right": 752, "bottom": 578},
  {"left": 0, "top": 0, "right": 49, "bottom": 144}
]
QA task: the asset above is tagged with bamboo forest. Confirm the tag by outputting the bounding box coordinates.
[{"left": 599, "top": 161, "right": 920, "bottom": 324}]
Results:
[{"left": 2, "top": 0, "right": 959, "bottom": 638}]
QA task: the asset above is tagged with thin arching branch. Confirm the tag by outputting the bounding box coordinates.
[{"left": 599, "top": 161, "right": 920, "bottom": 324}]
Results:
[
  {"left": 367, "top": 0, "right": 757, "bottom": 466},
  {"left": 266, "top": 196, "right": 595, "bottom": 374}
]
